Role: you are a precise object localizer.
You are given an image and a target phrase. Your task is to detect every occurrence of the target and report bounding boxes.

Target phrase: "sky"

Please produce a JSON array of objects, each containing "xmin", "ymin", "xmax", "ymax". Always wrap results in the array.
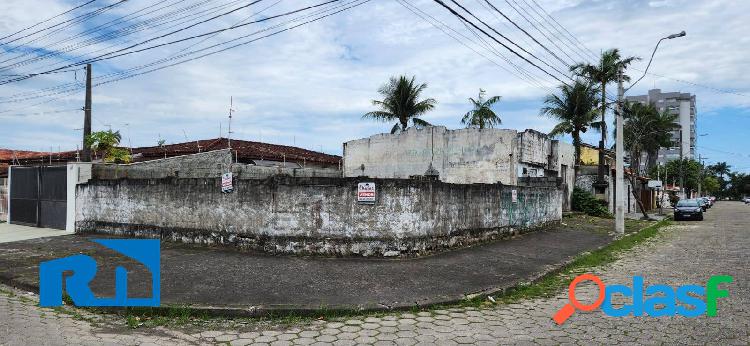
[{"xmin": 0, "ymin": 0, "xmax": 748, "ymax": 172}]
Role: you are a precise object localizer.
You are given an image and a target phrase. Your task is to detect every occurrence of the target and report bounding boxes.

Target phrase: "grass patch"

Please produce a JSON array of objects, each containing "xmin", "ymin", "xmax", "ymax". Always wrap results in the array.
[{"xmin": 496, "ymin": 218, "xmax": 671, "ymax": 304}]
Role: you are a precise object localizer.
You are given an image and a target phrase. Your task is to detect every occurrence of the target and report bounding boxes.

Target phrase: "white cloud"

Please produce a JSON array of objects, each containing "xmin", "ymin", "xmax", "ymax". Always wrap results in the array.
[{"xmin": 0, "ymin": 0, "xmax": 747, "ymax": 164}]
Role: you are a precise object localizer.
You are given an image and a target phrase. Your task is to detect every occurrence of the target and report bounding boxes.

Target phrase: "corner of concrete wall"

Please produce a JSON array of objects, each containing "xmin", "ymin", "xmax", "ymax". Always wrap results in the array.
[{"xmin": 66, "ymin": 162, "xmax": 92, "ymax": 231}]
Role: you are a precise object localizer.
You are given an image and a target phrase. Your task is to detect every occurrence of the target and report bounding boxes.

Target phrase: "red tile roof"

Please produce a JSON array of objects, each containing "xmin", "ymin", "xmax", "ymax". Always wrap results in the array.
[
  {"xmin": 0, "ymin": 149, "xmax": 50, "ymax": 161},
  {"xmin": 0, "ymin": 138, "xmax": 340, "ymax": 166}
]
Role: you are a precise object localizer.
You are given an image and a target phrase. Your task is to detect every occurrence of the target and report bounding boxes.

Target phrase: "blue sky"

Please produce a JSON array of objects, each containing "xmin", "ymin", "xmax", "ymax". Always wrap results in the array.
[{"xmin": 0, "ymin": 0, "xmax": 748, "ymax": 172}]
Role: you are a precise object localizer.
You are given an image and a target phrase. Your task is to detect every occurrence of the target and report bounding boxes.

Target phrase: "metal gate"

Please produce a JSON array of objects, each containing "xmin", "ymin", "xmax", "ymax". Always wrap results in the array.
[{"xmin": 9, "ymin": 166, "xmax": 67, "ymax": 230}]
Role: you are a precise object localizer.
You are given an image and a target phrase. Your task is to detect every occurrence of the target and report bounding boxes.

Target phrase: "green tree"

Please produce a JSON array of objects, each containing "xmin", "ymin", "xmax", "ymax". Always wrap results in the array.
[
  {"xmin": 649, "ymin": 159, "xmax": 703, "ymax": 195},
  {"xmin": 571, "ymin": 49, "xmax": 639, "ymax": 144},
  {"xmin": 702, "ymin": 175, "xmax": 720, "ymax": 195},
  {"xmin": 540, "ymin": 80, "xmax": 600, "ymax": 175},
  {"xmin": 621, "ymin": 102, "xmax": 679, "ymax": 176},
  {"xmin": 363, "ymin": 75, "xmax": 436, "ymax": 134},
  {"xmin": 708, "ymin": 162, "xmax": 731, "ymax": 179},
  {"xmin": 462, "ymin": 89, "xmax": 502, "ymax": 129},
  {"xmin": 85, "ymin": 130, "xmax": 131, "ymax": 163}
]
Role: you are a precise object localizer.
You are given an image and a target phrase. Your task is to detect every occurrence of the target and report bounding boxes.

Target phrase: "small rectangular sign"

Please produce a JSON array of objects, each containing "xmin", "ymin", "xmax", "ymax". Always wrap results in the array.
[
  {"xmin": 357, "ymin": 182, "xmax": 376, "ymax": 204},
  {"xmin": 648, "ymin": 180, "xmax": 662, "ymax": 188},
  {"xmin": 221, "ymin": 172, "xmax": 233, "ymax": 193},
  {"xmin": 511, "ymin": 189, "xmax": 518, "ymax": 203}
]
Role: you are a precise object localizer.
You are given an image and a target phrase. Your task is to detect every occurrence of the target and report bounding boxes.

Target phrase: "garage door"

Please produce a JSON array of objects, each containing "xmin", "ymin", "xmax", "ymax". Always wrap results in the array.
[{"xmin": 9, "ymin": 166, "xmax": 67, "ymax": 230}]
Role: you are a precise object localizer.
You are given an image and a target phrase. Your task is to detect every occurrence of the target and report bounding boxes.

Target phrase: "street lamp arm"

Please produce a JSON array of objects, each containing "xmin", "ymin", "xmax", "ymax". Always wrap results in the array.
[{"xmin": 625, "ymin": 31, "xmax": 686, "ymax": 93}]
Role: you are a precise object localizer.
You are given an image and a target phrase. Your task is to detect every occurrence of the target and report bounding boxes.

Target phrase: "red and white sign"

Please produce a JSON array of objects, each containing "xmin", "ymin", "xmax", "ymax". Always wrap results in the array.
[
  {"xmin": 357, "ymin": 182, "xmax": 376, "ymax": 204},
  {"xmin": 221, "ymin": 172, "xmax": 233, "ymax": 193},
  {"xmin": 511, "ymin": 189, "xmax": 518, "ymax": 203}
]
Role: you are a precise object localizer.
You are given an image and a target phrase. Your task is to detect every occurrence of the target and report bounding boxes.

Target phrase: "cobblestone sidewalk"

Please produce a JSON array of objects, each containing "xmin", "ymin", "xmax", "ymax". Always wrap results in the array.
[{"xmin": 1, "ymin": 203, "xmax": 748, "ymax": 345}]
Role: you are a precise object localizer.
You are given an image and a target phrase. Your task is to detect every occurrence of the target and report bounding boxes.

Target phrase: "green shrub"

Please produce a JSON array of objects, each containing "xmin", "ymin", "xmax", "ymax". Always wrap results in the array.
[{"xmin": 571, "ymin": 187, "xmax": 612, "ymax": 218}]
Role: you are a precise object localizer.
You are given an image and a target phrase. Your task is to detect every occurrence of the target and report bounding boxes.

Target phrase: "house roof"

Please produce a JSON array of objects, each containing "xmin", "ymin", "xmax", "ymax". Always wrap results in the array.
[
  {"xmin": 0, "ymin": 138, "xmax": 341, "ymax": 167},
  {"xmin": 0, "ymin": 149, "xmax": 51, "ymax": 162}
]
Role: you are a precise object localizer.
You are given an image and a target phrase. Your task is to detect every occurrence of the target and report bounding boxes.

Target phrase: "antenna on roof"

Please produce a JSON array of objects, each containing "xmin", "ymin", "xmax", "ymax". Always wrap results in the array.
[
  {"xmin": 125, "ymin": 123, "xmax": 133, "ymax": 154},
  {"xmin": 228, "ymin": 96, "xmax": 235, "ymax": 149}
]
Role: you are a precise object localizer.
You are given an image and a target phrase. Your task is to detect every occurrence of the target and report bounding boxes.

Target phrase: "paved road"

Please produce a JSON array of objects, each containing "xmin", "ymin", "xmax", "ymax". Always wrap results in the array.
[
  {"xmin": 1, "ymin": 202, "xmax": 748, "ymax": 345},
  {"xmin": 0, "ymin": 223, "xmax": 72, "ymax": 244},
  {"xmin": 0, "ymin": 219, "xmax": 613, "ymax": 310}
]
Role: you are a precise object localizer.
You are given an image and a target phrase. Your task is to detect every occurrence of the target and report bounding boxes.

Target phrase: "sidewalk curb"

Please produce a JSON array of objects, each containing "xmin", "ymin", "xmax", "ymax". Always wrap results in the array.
[{"xmin": 0, "ymin": 220, "xmax": 669, "ymax": 318}]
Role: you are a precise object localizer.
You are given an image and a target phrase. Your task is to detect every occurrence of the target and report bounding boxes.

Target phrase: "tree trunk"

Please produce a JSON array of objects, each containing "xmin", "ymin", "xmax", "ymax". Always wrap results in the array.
[
  {"xmin": 627, "ymin": 173, "xmax": 652, "ymax": 220},
  {"xmin": 600, "ymin": 82, "xmax": 607, "ymax": 143},
  {"xmin": 572, "ymin": 130, "xmax": 581, "ymax": 180}
]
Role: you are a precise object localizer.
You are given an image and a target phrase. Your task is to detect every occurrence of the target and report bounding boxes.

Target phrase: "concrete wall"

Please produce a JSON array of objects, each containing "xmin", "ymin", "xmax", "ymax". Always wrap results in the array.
[
  {"xmin": 0, "ymin": 178, "xmax": 6, "ymax": 222},
  {"xmin": 343, "ymin": 127, "xmax": 518, "ymax": 185},
  {"xmin": 75, "ymin": 176, "xmax": 561, "ymax": 257}
]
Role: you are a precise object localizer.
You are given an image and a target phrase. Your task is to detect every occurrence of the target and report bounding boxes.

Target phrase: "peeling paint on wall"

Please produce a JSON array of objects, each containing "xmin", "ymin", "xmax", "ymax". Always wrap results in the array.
[{"xmin": 75, "ymin": 176, "xmax": 562, "ymax": 257}]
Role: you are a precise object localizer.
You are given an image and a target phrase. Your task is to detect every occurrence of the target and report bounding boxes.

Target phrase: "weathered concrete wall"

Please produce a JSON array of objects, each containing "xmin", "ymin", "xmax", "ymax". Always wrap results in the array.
[
  {"xmin": 75, "ymin": 176, "xmax": 561, "ymax": 257},
  {"xmin": 343, "ymin": 127, "xmax": 518, "ymax": 185},
  {"xmin": 553, "ymin": 141, "xmax": 576, "ymax": 211}
]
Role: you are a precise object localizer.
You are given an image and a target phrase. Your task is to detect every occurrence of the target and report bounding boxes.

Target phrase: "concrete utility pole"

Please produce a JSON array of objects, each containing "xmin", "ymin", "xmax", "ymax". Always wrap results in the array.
[
  {"xmin": 679, "ymin": 129, "xmax": 685, "ymax": 199},
  {"xmin": 615, "ymin": 66, "xmax": 625, "ymax": 234},
  {"xmin": 697, "ymin": 154, "xmax": 708, "ymax": 197},
  {"xmin": 81, "ymin": 64, "xmax": 92, "ymax": 162}
]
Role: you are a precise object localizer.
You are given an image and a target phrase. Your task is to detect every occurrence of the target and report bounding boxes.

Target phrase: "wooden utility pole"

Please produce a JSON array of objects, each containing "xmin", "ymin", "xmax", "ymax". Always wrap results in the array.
[{"xmin": 81, "ymin": 64, "xmax": 92, "ymax": 162}]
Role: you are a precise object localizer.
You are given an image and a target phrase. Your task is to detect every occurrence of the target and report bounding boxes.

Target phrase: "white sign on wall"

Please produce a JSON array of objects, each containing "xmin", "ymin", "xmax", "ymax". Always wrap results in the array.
[
  {"xmin": 221, "ymin": 172, "xmax": 233, "ymax": 193},
  {"xmin": 511, "ymin": 189, "xmax": 518, "ymax": 203},
  {"xmin": 357, "ymin": 182, "xmax": 376, "ymax": 204},
  {"xmin": 647, "ymin": 180, "xmax": 663, "ymax": 189}
]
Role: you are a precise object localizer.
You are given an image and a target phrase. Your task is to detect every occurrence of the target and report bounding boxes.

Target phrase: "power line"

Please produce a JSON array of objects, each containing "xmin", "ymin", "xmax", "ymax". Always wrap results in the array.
[
  {"xmin": 0, "ymin": 0, "xmax": 99, "ymax": 43},
  {"xmin": 433, "ymin": 0, "xmax": 571, "ymax": 85},
  {"xmin": 0, "ymin": 108, "xmax": 81, "ymax": 118},
  {"xmin": 397, "ymin": 0, "xmax": 553, "ymax": 93},
  {"xmin": 0, "ymin": 0, "xmax": 128, "ymax": 53},
  {"xmin": 502, "ymin": 0, "xmax": 577, "ymax": 66},
  {"xmin": 0, "ymin": 0, "xmax": 352, "ymax": 85},
  {"xmin": 479, "ymin": 0, "xmax": 571, "ymax": 69},
  {"xmin": 526, "ymin": 0, "xmax": 599, "ymax": 60},
  {"xmin": 0, "ymin": 0, "xmax": 370, "ymax": 111}
]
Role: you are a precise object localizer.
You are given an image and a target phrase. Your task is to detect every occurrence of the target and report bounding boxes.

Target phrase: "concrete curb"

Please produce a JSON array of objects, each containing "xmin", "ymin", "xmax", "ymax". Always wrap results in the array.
[{"xmin": 0, "ymin": 220, "xmax": 669, "ymax": 318}]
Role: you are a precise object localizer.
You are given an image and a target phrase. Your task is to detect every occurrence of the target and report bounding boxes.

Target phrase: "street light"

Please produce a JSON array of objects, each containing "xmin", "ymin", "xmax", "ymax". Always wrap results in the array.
[
  {"xmin": 615, "ymin": 30, "xmax": 686, "ymax": 233},
  {"xmin": 626, "ymin": 31, "xmax": 687, "ymax": 92}
]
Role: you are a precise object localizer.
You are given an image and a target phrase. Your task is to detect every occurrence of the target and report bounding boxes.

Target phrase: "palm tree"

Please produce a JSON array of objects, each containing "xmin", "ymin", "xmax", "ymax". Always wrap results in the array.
[
  {"xmin": 643, "ymin": 109, "xmax": 679, "ymax": 172},
  {"xmin": 620, "ymin": 101, "xmax": 680, "ymax": 219},
  {"xmin": 363, "ymin": 75, "xmax": 437, "ymax": 134},
  {"xmin": 540, "ymin": 80, "xmax": 600, "ymax": 176},
  {"xmin": 709, "ymin": 162, "xmax": 731, "ymax": 180},
  {"xmin": 571, "ymin": 49, "xmax": 639, "ymax": 146},
  {"xmin": 462, "ymin": 89, "xmax": 502, "ymax": 129}
]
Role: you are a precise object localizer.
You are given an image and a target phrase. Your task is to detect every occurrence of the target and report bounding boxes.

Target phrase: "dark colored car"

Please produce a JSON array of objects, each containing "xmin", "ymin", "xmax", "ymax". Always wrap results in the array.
[{"xmin": 674, "ymin": 199, "xmax": 704, "ymax": 221}]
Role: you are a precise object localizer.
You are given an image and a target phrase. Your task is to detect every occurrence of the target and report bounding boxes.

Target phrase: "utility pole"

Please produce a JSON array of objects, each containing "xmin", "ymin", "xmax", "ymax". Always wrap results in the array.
[
  {"xmin": 697, "ymin": 155, "xmax": 707, "ymax": 197},
  {"xmin": 615, "ymin": 66, "xmax": 625, "ymax": 234},
  {"xmin": 679, "ymin": 129, "xmax": 685, "ymax": 199},
  {"xmin": 81, "ymin": 63, "xmax": 92, "ymax": 162},
  {"xmin": 228, "ymin": 96, "xmax": 235, "ymax": 149}
]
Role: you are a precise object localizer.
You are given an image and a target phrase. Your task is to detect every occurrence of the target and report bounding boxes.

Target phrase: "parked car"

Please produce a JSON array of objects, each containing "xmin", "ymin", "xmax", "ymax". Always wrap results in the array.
[
  {"xmin": 744, "ymin": 196, "xmax": 750, "ymax": 204},
  {"xmin": 674, "ymin": 199, "xmax": 704, "ymax": 221},
  {"xmin": 696, "ymin": 198, "xmax": 709, "ymax": 211},
  {"xmin": 700, "ymin": 197, "xmax": 712, "ymax": 209}
]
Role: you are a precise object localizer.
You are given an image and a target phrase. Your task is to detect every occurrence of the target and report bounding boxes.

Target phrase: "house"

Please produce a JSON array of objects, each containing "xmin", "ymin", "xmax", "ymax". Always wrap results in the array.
[
  {"xmin": 342, "ymin": 126, "xmax": 576, "ymax": 210},
  {"xmin": 0, "ymin": 138, "xmax": 341, "ymax": 172}
]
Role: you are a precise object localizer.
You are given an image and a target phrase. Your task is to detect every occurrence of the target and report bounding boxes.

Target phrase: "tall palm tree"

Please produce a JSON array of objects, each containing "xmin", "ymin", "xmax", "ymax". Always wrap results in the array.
[
  {"xmin": 462, "ymin": 89, "xmax": 502, "ymax": 129},
  {"xmin": 363, "ymin": 75, "xmax": 437, "ymax": 134},
  {"xmin": 571, "ymin": 49, "xmax": 639, "ymax": 146},
  {"xmin": 620, "ymin": 101, "xmax": 680, "ymax": 218},
  {"xmin": 540, "ymin": 80, "xmax": 600, "ymax": 176},
  {"xmin": 643, "ymin": 109, "xmax": 679, "ymax": 172},
  {"xmin": 709, "ymin": 162, "xmax": 731, "ymax": 180}
]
